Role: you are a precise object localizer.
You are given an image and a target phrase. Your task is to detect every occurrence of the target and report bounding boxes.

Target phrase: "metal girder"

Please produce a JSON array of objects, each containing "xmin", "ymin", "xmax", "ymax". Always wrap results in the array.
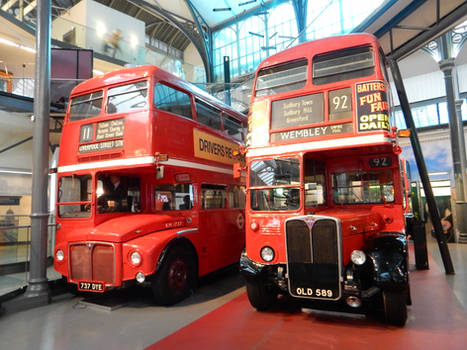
[
  {"xmin": 389, "ymin": 58, "xmax": 455, "ymax": 274},
  {"xmin": 127, "ymin": 0, "xmax": 211, "ymax": 81},
  {"xmin": 292, "ymin": 0, "xmax": 307, "ymax": 43},
  {"xmin": 389, "ymin": 1, "xmax": 467, "ymax": 60},
  {"xmin": 184, "ymin": 0, "xmax": 213, "ymax": 82},
  {"xmin": 0, "ymin": 92, "xmax": 33, "ymax": 112},
  {"xmin": 23, "ymin": 0, "xmax": 36, "ymax": 16},
  {"xmin": 1, "ymin": 0, "xmax": 18, "ymax": 12},
  {"xmin": 0, "ymin": 136, "xmax": 32, "ymax": 154},
  {"xmin": 213, "ymin": 0, "xmax": 289, "ymax": 32}
]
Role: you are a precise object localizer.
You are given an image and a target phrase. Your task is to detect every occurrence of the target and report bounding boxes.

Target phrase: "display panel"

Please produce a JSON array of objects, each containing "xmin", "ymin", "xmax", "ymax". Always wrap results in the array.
[{"xmin": 271, "ymin": 93, "xmax": 324, "ymax": 130}]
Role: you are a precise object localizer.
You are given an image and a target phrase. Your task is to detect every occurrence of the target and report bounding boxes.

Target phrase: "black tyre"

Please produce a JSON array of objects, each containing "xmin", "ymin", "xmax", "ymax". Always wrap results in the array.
[
  {"xmin": 382, "ymin": 290, "xmax": 407, "ymax": 326},
  {"xmin": 151, "ymin": 246, "xmax": 196, "ymax": 305},
  {"xmin": 245, "ymin": 280, "xmax": 276, "ymax": 311}
]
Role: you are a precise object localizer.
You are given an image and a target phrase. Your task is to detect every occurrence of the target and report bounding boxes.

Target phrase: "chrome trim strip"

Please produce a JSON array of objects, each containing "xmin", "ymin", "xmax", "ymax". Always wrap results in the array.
[
  {"xmin": 284, "ymin": 215, "xmax": 343, "ymax": 301},
  {"xmin": 58, "ymin": 156, "xmax": 234, "ymax": 175},
  {"xmin": 177, "ymin": 228, "xmax": 199, "ymax": 235},
  {"xmin": 58, "ymin": 156, "xmax": 155, "ymax": 173}
]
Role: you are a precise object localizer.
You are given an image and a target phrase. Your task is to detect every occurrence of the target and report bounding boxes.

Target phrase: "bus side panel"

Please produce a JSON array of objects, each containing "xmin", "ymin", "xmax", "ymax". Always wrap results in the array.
[
  {"xmin": 151, "ymin": 108, "xmax": 197, "ymax": 160},
  {"xmin": 121, "ymin": 228, "xmax": 195, "ymax": 281},
  {"xmin": 198, "ymin": 208, "xmax": 245, "ymax": 274}
]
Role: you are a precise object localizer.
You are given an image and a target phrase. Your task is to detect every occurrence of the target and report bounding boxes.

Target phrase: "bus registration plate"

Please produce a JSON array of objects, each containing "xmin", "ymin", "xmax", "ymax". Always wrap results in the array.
[{"xmin": 78, "ymin": 281, "xmax": 105, "ymax": 293}]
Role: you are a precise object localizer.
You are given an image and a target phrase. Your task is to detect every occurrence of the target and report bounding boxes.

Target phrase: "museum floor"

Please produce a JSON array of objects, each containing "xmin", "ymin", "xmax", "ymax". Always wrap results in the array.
[{"xmin": 0, "ymin": 236, "xmax": 466, "ymax": 350}]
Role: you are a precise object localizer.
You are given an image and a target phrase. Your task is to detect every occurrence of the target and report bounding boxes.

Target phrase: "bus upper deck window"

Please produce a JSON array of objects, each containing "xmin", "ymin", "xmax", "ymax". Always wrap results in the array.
[
  {"xmin": 313, "ymin": 46, "xmax": 374, "ymax": 85},
  {"xmin": 255, "ymin": 59, "xmax": 307, "ymax": 97},
  {"xmin": 107, "ymin": 81, "xmax": 148, "ymax": 114},
  {"xmin": 154, "ymin": 83, "xmax": 193, "ymax": 119},
  {"xmin": 196, "ymin": 99, "xmax": 222, "ymax": 131},
  {"xmin": 223, "ymin": 114, "xmax": 243, "ymax": 140},
  {"xmin": 69, "ymin": 91, "xmax": 103, "ymax": 122}
]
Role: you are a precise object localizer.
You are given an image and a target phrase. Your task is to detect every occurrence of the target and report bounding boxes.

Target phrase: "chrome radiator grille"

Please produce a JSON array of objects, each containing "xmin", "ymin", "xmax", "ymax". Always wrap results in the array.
[
  {"xmin": 285, "ymin": 216, "xmax": 341, "ymax": 300},
  {"xmin": 69, "ymin": 243, "xmax": 115, "ymax": 284}
]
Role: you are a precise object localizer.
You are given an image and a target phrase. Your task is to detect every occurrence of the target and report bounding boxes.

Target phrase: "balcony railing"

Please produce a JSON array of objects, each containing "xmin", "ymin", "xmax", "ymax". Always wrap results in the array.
[{"xmin": 0, "ymin": 214, "xmax": 59, "ymax": 296}]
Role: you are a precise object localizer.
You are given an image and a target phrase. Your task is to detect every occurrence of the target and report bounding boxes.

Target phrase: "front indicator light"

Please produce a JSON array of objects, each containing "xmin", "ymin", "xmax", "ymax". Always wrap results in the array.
[
  {"xmin": 346, "ymin": 296, "xmax": 362, "ymax": 308},
  {"xmin": 136, "ymin": 272, "xmax": 145, "ymax": 283},
  {"xmin": 56, "ymin": 249, "xmax": 64, "ymax": 262},
  {"xmin": 130, "ymin": 251, "xmax": 142, "ymax": 266},
  {"xmin": 260, "ymin": 246, "xmax": 275, "ymax": 262},
  {"xmin": 351, "ymin": 250, "xmax": 366, "ymax": 266}
]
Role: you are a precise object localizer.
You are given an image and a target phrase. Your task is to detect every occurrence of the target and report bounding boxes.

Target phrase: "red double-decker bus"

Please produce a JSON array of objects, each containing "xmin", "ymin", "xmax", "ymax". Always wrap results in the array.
[
  {"xmin": 239, "ymin": 33, "xmax": 410, "ymax": 326},
  {"xmin": 54, "ymin": 65, "xmax": 247, "ymax": 305}
]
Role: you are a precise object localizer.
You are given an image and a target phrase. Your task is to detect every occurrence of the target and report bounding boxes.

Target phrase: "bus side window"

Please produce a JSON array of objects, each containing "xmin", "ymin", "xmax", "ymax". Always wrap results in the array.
[
  {"xmin": 154, "ymin": 83, "xmax": 192, "ymax": 119},
  {"xmin": 195, "ymin": 99, "xmax": 222, "ymax": 131},
  {"xmin": 228, "ymin": 186, "xmax": 246, "ymax": 209},
  {"xmin": 223, "ymin": 114, "xmax": 244, "ymax": 141},
  {"xmin": 154, "ymin": 183, "xmax": 193, "ymax": 211},
  {"xmin": 201, "ymin": 184, "xmax": 227, "ymax": 209}
]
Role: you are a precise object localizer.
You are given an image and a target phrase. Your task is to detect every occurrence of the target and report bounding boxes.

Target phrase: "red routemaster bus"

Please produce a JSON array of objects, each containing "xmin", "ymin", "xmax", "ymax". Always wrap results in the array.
[
  {"xmin": 54, "ymin": 65, "xmax": 247, "ymax": 305},
  {"xmin": 239, "ymin": 33, "xmax": 411, "ymax": 326}
]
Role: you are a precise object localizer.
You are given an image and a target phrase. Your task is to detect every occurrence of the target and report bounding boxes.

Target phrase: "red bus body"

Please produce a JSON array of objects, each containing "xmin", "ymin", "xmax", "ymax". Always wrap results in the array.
[
  {"xmin": 240, "ymin": 34, "xmax": 410, "ymax": 326},
  {"xmin": 54, "ymin": 65, "xmax": 246, "ymax": 304}
]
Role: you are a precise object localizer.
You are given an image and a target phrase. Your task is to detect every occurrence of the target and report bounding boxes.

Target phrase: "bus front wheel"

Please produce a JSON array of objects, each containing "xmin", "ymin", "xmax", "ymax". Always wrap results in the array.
[
  {"xmin": 382, "ymin": 290, "xmax": 407, "ymax": 326},
  {"xmin": 245, "ymin": 279, "xmax": 276, "ymax": 311},
  {"xmin": 151, "ymin": 246, "xmax": 196, "ymax": 305}
]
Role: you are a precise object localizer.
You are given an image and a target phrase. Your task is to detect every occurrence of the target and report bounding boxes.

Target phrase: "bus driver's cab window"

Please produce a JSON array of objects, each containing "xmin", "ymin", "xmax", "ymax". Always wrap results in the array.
[
  {"xmin": 97, "ymin": 174, "xmax": 141, "ymax": 213},
  {"xmin": 154, "ymin": 184, "xmax": 193, "ymax": 211}
]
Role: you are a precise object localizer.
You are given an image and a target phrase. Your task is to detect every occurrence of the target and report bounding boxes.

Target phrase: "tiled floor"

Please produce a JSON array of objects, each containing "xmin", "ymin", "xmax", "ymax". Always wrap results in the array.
[{"xmin": 0, "ymin": 238, "xmax": 465, "ymax": 350}]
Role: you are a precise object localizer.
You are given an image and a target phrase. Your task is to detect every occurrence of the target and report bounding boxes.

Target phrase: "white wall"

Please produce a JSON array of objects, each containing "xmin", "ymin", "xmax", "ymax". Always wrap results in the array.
[
  {"xmin": 85, "ymin": 0, "xmax": 146, "ymax": 65},
  {"xmin": 51, "ymin": 0, "xmax": 87, "ymax": 47},
  {"xmin": 183, "ymin": 43, "xmax": 205, "ymax": 83}
]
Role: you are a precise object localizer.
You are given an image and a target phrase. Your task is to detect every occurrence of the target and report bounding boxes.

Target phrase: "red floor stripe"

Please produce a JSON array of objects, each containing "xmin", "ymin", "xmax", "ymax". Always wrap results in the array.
[{"xmin": 146, "ymin": 246, "xmax": 467, "ymax": 350}]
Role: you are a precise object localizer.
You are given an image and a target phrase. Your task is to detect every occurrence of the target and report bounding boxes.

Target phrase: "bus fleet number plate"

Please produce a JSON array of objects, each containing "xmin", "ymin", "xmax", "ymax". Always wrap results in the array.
[{"xmin": 78, "ymin": 281, "xmax": 105, "ymax": 293}]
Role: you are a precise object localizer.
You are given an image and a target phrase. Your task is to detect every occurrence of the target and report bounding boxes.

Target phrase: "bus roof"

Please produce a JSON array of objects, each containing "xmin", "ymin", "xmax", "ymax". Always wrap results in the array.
[
  {"xmin": 256, "ymin": 33, "xmax": 380, "ymax": 72},
  {"xmin": 71, "ymin": 65, "xmax": 245, "ymax": 119}
]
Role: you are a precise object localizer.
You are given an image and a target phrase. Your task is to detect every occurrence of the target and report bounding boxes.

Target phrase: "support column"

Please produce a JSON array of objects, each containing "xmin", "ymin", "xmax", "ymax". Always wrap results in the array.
[
  {"xmin": 389, "ymin": 57, "xmax": 454, "ymax": 274},
  {"xmin": 223, "ymin": 56, "xmax": 231, "ymax": 106},
  {"xmin": 3, "ymin": 0, "xmax": 52, "ymax": 313},
  {"xmin": 26, "ymin": 0, "xmax": 52, "ymax": 301},
  {"xmin": 439, "ymin": 33, "xmax": 467, "ymax": 243},
  {"xmin": 454, "ymin": 97, "xmax": 467, "ymax": 243}
]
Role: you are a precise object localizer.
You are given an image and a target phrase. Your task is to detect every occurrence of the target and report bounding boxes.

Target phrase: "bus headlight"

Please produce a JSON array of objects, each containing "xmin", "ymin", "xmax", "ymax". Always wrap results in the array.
[
  {"xmin": 130, "ymin": 251, "xmax": 142, "ymax": 266},
  {"xmin": 350, "ymin": 250, "xmax": 366, "ymax": 265},
  {"xmin": 250, "ymin": 221, "xmax": 259, "ymax": 231},
  {"xmin": 260, "ymin": 246, "xmax": 275, "ymax": 262},
  {"xmin": 56, "ymin": 249, "xmax": 64, "ymax": 262}
]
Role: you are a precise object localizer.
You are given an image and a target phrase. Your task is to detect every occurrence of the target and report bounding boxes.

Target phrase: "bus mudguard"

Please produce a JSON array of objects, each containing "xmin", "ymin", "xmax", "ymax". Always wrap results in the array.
[{"xmin": 365, "ymin": 233, "xmax": 409, "ymax": 290}]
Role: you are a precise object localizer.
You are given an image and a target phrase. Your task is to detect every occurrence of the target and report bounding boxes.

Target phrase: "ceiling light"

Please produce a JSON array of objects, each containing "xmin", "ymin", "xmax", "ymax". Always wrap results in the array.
[
  {"xmin": 96, "ymin": 21, "xmax": 107, "ymax": 38},
  {"xmin": 239, "ymin": 0, "xmax": 256, "ymax": 6},
  {"xmin": 0, "ymin": 37, "xmax": 35, "ymax": 53},
  {"xmin": 249, "ymin": 31, "xmax": 264, "ymax": 38}
]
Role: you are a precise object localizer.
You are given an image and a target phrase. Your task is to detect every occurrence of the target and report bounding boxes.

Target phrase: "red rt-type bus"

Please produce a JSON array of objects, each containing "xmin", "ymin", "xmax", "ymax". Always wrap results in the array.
[
  {"xmin": 54, "ymin": 65, "xmax": 247, "ymax": 305},
  {"xmin": 238, "ymin": 33, "xmax": 411, "ymax": 326}
]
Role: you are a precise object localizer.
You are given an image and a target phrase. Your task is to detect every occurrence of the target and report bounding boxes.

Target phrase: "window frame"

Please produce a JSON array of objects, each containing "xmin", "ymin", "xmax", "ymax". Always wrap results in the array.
[
  {"xmin": 106, "ymin": 80, "xmax": 148, "ymax": 115},
  {"xmin": 154, "ymin": 82, "xmax": 194, "ymax": 120}
]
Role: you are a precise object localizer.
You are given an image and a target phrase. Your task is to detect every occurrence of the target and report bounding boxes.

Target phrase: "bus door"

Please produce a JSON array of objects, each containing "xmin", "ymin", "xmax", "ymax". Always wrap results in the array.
[{"xmin": 198, "ymin": 184, "xmax": 240, "ymax": 271}]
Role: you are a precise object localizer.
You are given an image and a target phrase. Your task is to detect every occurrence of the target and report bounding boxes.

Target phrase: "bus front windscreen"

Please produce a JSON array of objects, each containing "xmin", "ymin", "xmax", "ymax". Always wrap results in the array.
[
  {"xmin": 332, "ymin": 169, "xmax": 394, "ymax": 204},
  {"xmin": 249, "ymin": 157, "xmax": 300, "ymax": 211},
  {"xmin": 58, "ymin": 174, "xmax": 92, "ymax": 218}
]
